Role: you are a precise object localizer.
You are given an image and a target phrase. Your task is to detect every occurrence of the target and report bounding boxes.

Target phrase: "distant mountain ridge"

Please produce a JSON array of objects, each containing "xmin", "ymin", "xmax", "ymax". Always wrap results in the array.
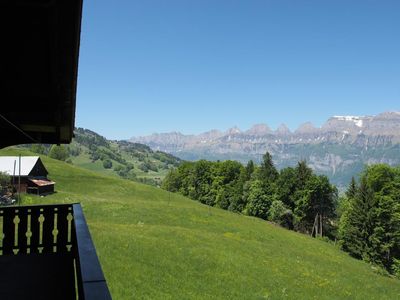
[
  {"xmin": 132, "ymin": 111, "xmax": 400, "ymax": 145},
  {"xmin": 130, "ymin": 111, "xmax": 400, "ymax": 189}
]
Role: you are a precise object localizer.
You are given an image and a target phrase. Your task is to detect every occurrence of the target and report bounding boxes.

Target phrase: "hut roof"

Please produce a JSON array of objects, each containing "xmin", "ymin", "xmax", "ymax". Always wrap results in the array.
[
  {"xmin": 0, "ymin": 156, "xmax": 47, "ymax": 176},
  {"xmin": 28, "ymin": 178, "xmax": 55, "ymax": 187}
]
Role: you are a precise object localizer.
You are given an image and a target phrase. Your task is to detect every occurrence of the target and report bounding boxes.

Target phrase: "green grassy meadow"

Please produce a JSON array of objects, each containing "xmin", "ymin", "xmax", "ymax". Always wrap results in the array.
[{"xmin": 2, "ymin": 148, "xmax": 400, "ymax": 299}]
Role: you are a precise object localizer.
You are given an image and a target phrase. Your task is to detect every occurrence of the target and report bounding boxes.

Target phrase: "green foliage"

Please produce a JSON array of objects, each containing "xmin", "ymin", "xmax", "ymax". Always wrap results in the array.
[
  {"xmin": 161, "ymin": 169, "xmax": 181, "ymax": 193},
  {"xmin": 48, "ymin": 145, "xmax": 69, "ymax": 161},
  {"xmin": 392, "ymin": 258, "xmax": 400, "ymax": 278},
  {"xmin": 259, "ymin": 152, "xmax": 278, "ymax": 183},
  {"xmin": 116, "ymin": 164, "xmax": 134, "ymax": 178},
  {"xmin": 268, "ymin": 200, "xmax": 294, "ymax": 229},
  {"xmin": 346, "ymin": 177, "xmax": 358, "ymax": 198},
  {"xmin": 339, "ymin": 164, "xmax": 400, "ymax": 274},
  {"xmin": 68, "ymin": 145, "xmax": 81, "ymax": 157},
  {"xmin": 30, "ymin": 144, "xmax": 47, "ymax": 154},
  {"xmin": 276, "ymin": 167, "xmax": 297, "ymax": 210},
  {"xmin": 295, "ymin": 160, "xmax": 313, "ymax": 189},
  {"xmin": 42, "ymin": 128, "xmax": 182, "ymax": 186},
  {"xmin": 339, "ymin": 178, "xmax": 375, "ymax": 259},
  {"xmin": 294, "ymin": 175, "xmax": 338, "ymax": 234},
  {"xmin": 103, "ymin": 159, "xmax": 112, "ymax": 169},
  {"xmin": 138, "ymin": 160, "xmax": 158, "ymax": 173},
  {"xmin": 245, "ymin": 180, "xmax": 274, "ymax": 219},
  {"xmin": 163, "ymin": 152, "xmax": 337, "ymax": 238},
  {"xmin": 74, "ymin": 127, "xmax": 108, "ymax": 148},
  {"xmin": 244, "ymin": 160, "xmax": 255, "ymax": 180},
  {"xmin": 113, "ymin": 165, "xmax": 123, "ymax": 172},
  {"xmin": 0, "ymin": 171, "xmax": 11, "ymax": 192}
]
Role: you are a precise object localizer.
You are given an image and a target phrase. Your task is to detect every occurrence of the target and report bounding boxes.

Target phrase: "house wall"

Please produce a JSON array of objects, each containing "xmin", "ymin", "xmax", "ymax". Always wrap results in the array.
[
  {"xmin": 39, "ymin": 184, "xmax": 54, "ymax": 195},
  {"xmin": 11, "ymin": 177, "xmax": 28, "ymax": 193},
  {"xmin": 27, "ymin": 183, "xmax": 55, "ymax": 195}
]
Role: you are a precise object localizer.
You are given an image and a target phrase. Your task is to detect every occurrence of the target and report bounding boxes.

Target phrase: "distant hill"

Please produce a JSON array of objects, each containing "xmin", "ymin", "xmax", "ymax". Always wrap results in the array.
[
  {"xmin": 22, "ymin": 128, "xmax": 182, "ymax": 186},
  {"xmin": 1, "ymin": 147, "xmax": 399, "ymax": 299},
  {"xmin": 131, "ymin": 111, "xmax": 400, "ymax": 189}
]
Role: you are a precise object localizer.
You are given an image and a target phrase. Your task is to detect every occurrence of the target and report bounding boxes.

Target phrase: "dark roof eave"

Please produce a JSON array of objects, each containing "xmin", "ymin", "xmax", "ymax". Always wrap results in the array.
[{"xmin": 0, "ymin": 0, "xmax": 83, "ymax": 148}]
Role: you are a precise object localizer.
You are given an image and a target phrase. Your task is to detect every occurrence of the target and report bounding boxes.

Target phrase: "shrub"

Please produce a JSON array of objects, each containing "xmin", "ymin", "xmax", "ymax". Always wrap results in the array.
[
  {"xmin": 49, "ymin": 145, "xmax": 69, "ymax": 161},
  {"xmin": 103, "ymin": 159, "xmax": 113, "ymax": 169}
]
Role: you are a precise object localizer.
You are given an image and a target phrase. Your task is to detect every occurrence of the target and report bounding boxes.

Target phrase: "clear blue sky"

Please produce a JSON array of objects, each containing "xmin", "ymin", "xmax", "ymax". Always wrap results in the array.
[{"xmin": 76, "ymin": 0, "xmax": 400, "ymax": 139}]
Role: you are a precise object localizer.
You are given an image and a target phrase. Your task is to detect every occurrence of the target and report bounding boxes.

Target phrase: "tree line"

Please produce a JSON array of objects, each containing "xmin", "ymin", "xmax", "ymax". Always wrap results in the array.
[
  {"xmin": 339, "ymin": 164, "xmax": 400, "ymax": 276},
  {"xmin": 162, "ymin": 152, "xmax": 338, "ymax": 237},
  {"xmin": 163, "ymin": 152, "xmax": 400, "ymax": 276}
]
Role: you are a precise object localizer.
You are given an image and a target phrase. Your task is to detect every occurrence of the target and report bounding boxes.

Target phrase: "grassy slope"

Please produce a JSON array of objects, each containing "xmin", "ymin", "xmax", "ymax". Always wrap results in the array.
[
  {"xmin": 66, "ymin": 129, "xmax": 178, "ymax": 184},
  {"xmin": 2, "ymin": 148, "xmax": 400, "ymax": 299}
]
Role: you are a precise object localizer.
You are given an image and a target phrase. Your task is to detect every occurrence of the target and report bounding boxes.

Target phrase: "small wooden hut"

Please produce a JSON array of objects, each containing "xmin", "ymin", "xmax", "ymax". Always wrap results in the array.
[{"xmin": 0, "ymin": 156, "xmax": 55, "ymax": 195}]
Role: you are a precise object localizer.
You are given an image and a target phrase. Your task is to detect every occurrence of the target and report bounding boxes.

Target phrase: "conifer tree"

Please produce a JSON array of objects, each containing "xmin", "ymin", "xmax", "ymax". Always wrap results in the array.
[
  {"xmin": 339, "ymin": 177, "xmax": 376, "ymax": 259},
  {"xmin": 244, "ymin": 160, "xmax": 255, "ymax": 181},
  {"xmin": 295, "ymin": 160, "xmax": 313, "ymax": 189},
  {"xmin": 259, "ymin": 152, "xmax": 278, "ymax": 183},
  {"xmin": 346, "ymin": 177, "xmax": 358, "ymax": 199}
]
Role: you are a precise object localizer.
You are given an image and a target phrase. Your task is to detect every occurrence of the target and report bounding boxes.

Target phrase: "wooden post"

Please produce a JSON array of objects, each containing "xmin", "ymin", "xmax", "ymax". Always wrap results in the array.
[
  {"xmin": 12, "ymin": 160, "xmax": 16, "ymax": 186},
  {"xmin": 12, "ymin": 160, "xmax": 16, "ymax": 195},
  {"xmin": 311, "ymin": 213, "xmax": 318, "ymax": 237},
  {"xmin": 319, "ymin": 213, "xmax": 323, "ymax": 237},
  {"xmin": 18, "ymin": 154, "xmax": 21, "ymax": 205}
]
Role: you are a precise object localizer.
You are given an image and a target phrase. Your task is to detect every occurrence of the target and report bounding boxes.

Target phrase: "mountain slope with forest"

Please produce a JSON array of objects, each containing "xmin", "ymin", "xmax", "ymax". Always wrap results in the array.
[
  {"xmin": 27, "ymin": 128, "xmax": 182, "ymax": 186},
  {"xmin": 1, "ymin": 147, "xmax": 400, "ymax": 299}
]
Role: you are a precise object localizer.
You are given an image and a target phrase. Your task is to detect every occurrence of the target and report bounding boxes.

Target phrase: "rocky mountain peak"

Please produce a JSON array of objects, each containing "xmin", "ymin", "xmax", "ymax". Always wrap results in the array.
[
  {"xmin": 198, "ymin": 129, "xmax": 223, "ymax": 140},
  {"xmin": 365, "ymin": 111, "xmax": 400, "ymax": 135},
  {"xmin": 275, "ymin": 123, "xmax": 291, "ymax": 135},
  {"xmin": 130, "ymin": 111, "xmax": 400, "ymax": 148},
  {"xmin": 226, "ymin": 126, "xmax": 241, "ymax": 135},
  {"xmin": 295, "ymin": 122, "xmax": 319, "ymax": 134},
  {"xmin": 246, "ymin": 124, "xmax": 271, "ymax": 135},
  {"xmin": 128, "ymin": 111, "xmax": 400, "ymax": 189},
  {"xmin": 322, "ymin": 116, "xmax": 367, "ymax": 134},
  {"xmin": 373, "ymin": 111, "xmax": 400, "ymax": 120}
]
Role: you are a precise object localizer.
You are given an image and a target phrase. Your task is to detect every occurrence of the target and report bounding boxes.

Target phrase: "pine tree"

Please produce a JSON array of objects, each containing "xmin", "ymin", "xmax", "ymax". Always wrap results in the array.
[
  {"xmin": 339, "ymin": 178, "xmax": 376, "ymax": 259},
  {"xmin": 346, "ymin": 177, "xmax": 358, "ymax": 199},
  {"xmin": 295, "ymin": 160, "xmax": 313, "ymax": 189},
  {"xmin": 340, "ymin": 165, "xmax": 400, "ymax": 273},
  {"xmin": 259, "ymin": 152, "xmax": 278, "ymax": 183},
  {"xmin": 369, "ymin": 194, "xmax": 400, "ymax": 269},
  {"xmin": 244, "ymin": 160, "xmax": 255, "ymax": 181}
]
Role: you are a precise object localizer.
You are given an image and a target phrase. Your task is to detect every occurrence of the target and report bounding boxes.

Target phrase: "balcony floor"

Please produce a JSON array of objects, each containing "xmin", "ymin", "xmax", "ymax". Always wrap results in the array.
[{"xmin": 0, "ymin": 253, "xmax": 76, "ymax": 300}]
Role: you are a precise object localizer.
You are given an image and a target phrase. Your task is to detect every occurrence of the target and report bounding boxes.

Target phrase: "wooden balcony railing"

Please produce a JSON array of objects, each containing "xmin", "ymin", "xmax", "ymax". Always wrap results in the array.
[{"xmin": 0, "ymin": 203, "xmax": 111, "ymax": 300}]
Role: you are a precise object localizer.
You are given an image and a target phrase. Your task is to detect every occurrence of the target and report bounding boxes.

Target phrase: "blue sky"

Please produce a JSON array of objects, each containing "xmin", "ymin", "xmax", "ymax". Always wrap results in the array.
[{"xmin": 76, "ymin": 0, "xmax": 400, "ymax": 139}]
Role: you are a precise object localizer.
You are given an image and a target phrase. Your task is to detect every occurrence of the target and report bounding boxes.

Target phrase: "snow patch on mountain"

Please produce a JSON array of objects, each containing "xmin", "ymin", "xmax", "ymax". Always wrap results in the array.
[{"xmin": 333, "ymin": 116, "xmax": 364, "ymax": 127}]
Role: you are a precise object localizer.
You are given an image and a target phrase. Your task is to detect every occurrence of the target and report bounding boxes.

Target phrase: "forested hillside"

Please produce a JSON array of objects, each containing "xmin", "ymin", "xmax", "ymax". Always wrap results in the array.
[
  {"xmin": 163, "ymin": 152, "xmax": 338, "ymax": 237},
  {"xmin": 25, "ymin": 128, "xmax": 182, "ymax": 186}
]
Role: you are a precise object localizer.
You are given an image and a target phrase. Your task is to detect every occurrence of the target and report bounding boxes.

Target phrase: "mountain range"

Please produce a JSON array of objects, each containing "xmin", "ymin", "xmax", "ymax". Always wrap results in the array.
[{"xmin": 130, "ymin": 111, "xmax": 400, "ymax": 189}]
